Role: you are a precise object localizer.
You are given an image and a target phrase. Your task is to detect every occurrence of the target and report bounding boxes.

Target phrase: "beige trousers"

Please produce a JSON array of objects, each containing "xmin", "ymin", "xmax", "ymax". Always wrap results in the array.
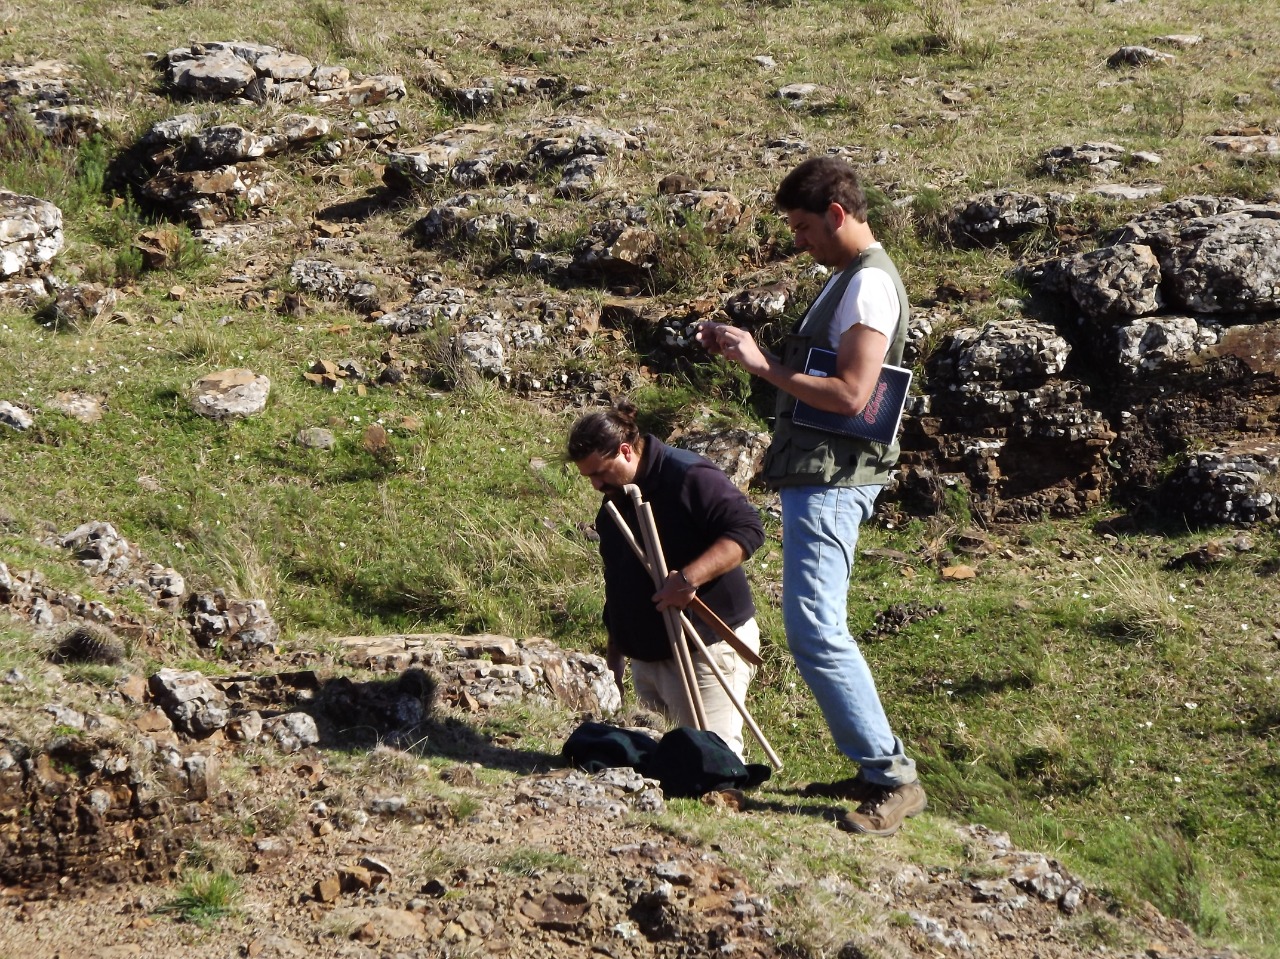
[{"xmin": 630, "ymin": 617, "xmax": 760, "ymax": 761}]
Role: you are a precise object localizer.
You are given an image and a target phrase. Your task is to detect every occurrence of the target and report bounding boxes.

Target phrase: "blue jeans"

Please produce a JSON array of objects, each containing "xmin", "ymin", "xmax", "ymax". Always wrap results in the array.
[{"xmin": 781, "ymin": 484, "xmax": 917, "ymax": 788}]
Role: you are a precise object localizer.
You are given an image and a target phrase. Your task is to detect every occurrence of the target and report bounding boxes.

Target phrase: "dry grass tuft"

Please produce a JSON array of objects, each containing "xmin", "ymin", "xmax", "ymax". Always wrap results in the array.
[
  {"xmin": 1094, "ymin": 557, "xmax": 1189, "ymax": 642},
  {"xmin": 50, "ymin": 622, "xmax": 125, "ymax": 665}
]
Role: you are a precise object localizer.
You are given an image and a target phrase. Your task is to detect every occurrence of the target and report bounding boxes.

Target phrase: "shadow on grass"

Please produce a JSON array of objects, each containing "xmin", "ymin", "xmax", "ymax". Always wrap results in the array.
[
  {"xmin": 741, "ymin": 793, "xmax": 863, "ymax": 826},
  {"xmin": 316, "ymin": 185, "xmax": 417, "ymax": 223},
  {"xmin": 950, "ymin": 671, "xmax": 1036, "ymax": 699}
]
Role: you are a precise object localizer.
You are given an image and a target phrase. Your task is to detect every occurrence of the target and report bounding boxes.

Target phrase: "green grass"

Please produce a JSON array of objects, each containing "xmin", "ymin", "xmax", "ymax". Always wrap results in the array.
[
  {"xmin": 155, "ymin": 870, "xmax": 242, "ymax": 927},
  {"xmin": 496, "ymin": 847, "xmax": 581, "ymax": 876},
  {"xmin": 3, "ymin": 0, "xmax": 1280, "ymax": 954}
]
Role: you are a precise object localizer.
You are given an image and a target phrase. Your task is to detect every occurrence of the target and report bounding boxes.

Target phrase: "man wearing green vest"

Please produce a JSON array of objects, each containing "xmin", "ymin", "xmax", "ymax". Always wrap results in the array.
[{"xmin": 696, "ymin": 156, "xmax": 925, "ymax": 836}]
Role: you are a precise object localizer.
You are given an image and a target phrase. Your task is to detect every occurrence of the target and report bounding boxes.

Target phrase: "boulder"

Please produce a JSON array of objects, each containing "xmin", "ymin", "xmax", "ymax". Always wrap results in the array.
[
  {"xmin": 662, "ymin": 190, "xmax": 743, "ymax": 234},
  {"xmin": 1062, "ymin": 243, "xmax": 1164, "ymax": 319},
  {"xmin": 382, "ymin": 126, "xmax": 494, "ymax": 189},
  {"xmin": 929, "ymin": 320, "xmax": 1070, "ymax": 388},
  {"xmin": 167, "ymin": 47, "xmax": 258, "ymax": 98},
  {"xmin": 0, "ymin": 189, "xmax": 63, "ymax": 277},
  {"xmin": 1107, "ymin": 45, "xmax": 1175, "ymax": 68},
  {"xmin": 674, "ymin": 429, "xmax": 772, "ymax": 492},
  {"xmin": 570, "ymin": 220, "xmax": 659, "ymax": 285},
  {"xmin": 1148, "ymin": 206, "xmax": 1280, "ymax": 314},
  {"xmin": 947, "ymin": 191, "xmax": 1050, "ymax": 246},
  {"xmin": 149, "ymin": 668, "xmax": 231, "ymax": 737},
  {"xmin": 190, "ymin": 368, "xmax": 271, "ymax": 419},
  {"xmin": 0, "ymin": 400, "xmax": 34, "ymax": 432}
]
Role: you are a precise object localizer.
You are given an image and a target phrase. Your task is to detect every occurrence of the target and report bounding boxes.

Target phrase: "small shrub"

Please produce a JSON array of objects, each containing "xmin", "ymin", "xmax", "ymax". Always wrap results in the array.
[
  {"xmin": 916, "ymin": 0, "xmax": 966, "ymax": 51},
  {"xmin": 940, "ymin": 481, "xmax": 973, "ymax": 527},
  {"xmin": 861, "ymin": 0, "xmax": 905, "ymax": 31},
  {"xmin": 911, "ymin": 186, "xmax": 951, "ymax": 241},
  {"xmin": 1094, "ymin": 558, "xmax": 1188, "ymax": 642},
  {"xmin": 112, "ymin": 245, "xmax": 147, "ymax": 284},
  {"xmin": 650, "ymin": 219, "xmax": 723, "ymax": 296},
  {"xmin": 1134, "ymin": 79, "xmax": 1187, "ymax": 138},
  {"xmin": 75, "ymin": 51, "xmax": 122, "ymax": 97},
  {"xmin": 1097, "ymin": 829, "xmax": 1226, "ymax": 936},
  {"xmin": 308, "ymin": 0, "xmax": 356, "ymax": 56},
  {"xmin": 451, "ymin": 794, "xmax": 482, "ymax": 821}
]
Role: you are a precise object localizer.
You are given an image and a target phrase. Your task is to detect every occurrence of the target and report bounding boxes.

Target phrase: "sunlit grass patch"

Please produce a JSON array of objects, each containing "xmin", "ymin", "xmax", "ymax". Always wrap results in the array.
[{"xmin": 155, "ymin": 870, "xmax": 241, "ymax": 927}]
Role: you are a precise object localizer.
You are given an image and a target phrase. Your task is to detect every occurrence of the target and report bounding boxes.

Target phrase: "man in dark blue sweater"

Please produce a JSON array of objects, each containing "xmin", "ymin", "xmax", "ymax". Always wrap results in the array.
[{"xmin": 567, "ymin": 402, "xmax": 765, "ymax": 759}]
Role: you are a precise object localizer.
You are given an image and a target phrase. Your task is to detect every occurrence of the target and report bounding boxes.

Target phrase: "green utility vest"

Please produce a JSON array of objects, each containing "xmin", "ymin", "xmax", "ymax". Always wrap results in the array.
[{"xmin": 760, "ymin": 246, "xmax": 910, "ymax": 490}]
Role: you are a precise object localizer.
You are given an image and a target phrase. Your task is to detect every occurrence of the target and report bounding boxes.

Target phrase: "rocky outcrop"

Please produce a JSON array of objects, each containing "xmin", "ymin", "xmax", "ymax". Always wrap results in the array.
[
  {"xmin": 898, "ymin": 320, "xmax": 1115, "ymax": 521},
  {"xmin": 1035, "ymin": 198, "xmax": 1280, "ymax": 509},
  {"xmin": 0, "ymin": 736, "xmax": 219, "ymax": 892},
  {"xmin": 1, "ymin": 539, "xmax": 182, "ymax": 637},
  {"xmin": 185, "ymin": 591, "xmax": 280, "ymax": 653},
  {"xmin": 1040, "ymin": 141, "xmax": 1152, "ymax": 179},
  {"xmin": 948, "ymin": 190, "xmax": 1051, "ymax": 246},
  {"xmin": 0, "ymin": 59, "xmax": 105, "ymax": 143},
  {"xmin": 132, "ymin": 109, "xmax": 396, "ymax": 228},
  {"xmin": 569, "ymin": 219, "xmax": 659, "ymax": 287},
  {"xmin": 338, "ymin": 633, "xmax": 622, "ymax": 718},
  {"xmin": 1159, "ymin": 442, "xmax": 1280, "ymax": 527},
  {"xmin": 0, "ymin": 189, "xmax": 63, "ymax": 277},
  {"xmin": 437, "ymin": 72, "xmax": 566, "ymax": 117},
  {"xmin": 161, "ymin": 41, "xmax": 405, "ymax": 107},
  {"xmin": 414, "ymin": 193, "xmax": 543, "ymax": 253},
  {"xmin": 383, "ymin": 116, "xmax": 641, "ymax": 197}
]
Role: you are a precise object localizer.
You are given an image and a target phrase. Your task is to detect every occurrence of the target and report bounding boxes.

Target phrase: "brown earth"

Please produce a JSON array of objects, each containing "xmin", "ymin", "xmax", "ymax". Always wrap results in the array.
[{"xmin": 0, "ymin": 649, "xmax": 1238, "ymax": 959}]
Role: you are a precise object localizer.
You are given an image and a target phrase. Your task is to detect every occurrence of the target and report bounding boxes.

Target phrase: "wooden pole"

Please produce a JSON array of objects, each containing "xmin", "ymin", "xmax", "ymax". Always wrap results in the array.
[
  {"xmin": 623, "ymin": 485, "xmax": 707, "ymax": 730},
  {"xmin": 677, "ymin": 614, "xmax": 784, "ymax": 770}
]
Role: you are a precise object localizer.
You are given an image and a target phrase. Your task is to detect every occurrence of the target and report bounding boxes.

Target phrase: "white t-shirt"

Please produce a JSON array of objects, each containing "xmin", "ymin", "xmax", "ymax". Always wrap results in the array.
[{"xmin": 800, "ymin": 243, "xmax": 899, "ymax": 360}]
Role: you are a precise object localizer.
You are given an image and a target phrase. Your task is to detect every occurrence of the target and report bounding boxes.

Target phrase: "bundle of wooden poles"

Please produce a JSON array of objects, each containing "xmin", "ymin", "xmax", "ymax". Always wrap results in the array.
[{"xmin": 606, "ymin": 484, "xmax": 783, "ymax": 771}]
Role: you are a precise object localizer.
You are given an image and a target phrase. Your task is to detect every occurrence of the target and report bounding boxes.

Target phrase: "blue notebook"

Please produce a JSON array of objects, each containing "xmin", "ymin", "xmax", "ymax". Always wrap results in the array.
[{"xmin": 791, "ymin": 347, "xmax": 912, "ymax": 446}]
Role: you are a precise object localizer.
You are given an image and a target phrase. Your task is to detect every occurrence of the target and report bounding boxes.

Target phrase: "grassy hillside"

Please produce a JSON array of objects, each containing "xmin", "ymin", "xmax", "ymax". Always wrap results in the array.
[{"xmin": 2, "ymin": 0, "xmax": 1279, "ymax": 955}]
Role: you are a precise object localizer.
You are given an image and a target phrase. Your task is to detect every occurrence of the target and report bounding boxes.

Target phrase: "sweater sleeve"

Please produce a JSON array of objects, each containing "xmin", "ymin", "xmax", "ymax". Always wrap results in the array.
[{"xmin": 682, "ymin": 463, "xmax": 765, "ymax": 560}]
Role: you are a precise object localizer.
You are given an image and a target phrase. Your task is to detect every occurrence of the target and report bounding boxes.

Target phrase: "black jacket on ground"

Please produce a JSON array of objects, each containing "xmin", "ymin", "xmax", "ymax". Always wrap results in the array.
[{"xmin": 596, "ymin": 436, "xmax": 764, "ymax": 662}]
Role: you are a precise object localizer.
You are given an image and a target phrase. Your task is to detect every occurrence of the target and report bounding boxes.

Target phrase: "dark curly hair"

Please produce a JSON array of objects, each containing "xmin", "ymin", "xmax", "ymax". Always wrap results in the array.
[{"xmin": 775, "ymin": 155, "xmax": 868, "ymax": 222}]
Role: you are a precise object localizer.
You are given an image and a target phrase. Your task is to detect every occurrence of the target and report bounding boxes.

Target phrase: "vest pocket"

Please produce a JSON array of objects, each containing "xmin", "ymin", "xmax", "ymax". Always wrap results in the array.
[{"xmin": 764, "ymin": 428, "xmax": 835, "ymax": 483}]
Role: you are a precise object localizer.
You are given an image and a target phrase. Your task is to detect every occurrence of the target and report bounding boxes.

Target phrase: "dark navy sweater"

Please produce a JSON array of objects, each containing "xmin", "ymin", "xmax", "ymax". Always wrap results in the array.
[{"xmin": 596, "ymin": 436, "xmax": 765, "ymax": 662}]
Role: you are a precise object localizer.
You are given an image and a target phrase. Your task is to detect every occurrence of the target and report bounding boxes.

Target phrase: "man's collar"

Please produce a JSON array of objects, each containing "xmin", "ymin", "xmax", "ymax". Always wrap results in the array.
[{"xmin": 633, "ymin": 434, "xmax": 658, "ymax": 485}]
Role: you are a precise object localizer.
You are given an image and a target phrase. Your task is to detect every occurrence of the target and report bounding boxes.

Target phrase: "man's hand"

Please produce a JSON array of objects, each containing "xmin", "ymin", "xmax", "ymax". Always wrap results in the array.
[
  {"xmin": 696, "ymin": 321, "xmax": 771, "ymax": 376},
  {"xmin": 652, "ymin": 568, "xmax": 697, "ymax": 612}
]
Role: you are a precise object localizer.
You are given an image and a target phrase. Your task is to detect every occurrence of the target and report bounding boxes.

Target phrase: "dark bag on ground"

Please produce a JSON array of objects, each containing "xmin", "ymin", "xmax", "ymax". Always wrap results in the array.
[
  {"xmin": 561, "ymin": 720, "xmax": 659, "ymax": 772},
  {"xmin": 561, "ymin": 722, "xmax": 770, "ymax": 798},
  {"xmin": 646, "ymin": 726, "xmax": 771, "ymax": 798}
]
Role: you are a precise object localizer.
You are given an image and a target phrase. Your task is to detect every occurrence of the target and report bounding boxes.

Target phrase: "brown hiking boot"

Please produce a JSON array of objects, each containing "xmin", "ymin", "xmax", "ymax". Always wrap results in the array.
[
  {"xmin": 800, "ymin": 775, "xmax": 880, "ymax": 801},
  {"xmin": 837, "ymin": 782, "xmax": 927, "ymax": 837}
]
